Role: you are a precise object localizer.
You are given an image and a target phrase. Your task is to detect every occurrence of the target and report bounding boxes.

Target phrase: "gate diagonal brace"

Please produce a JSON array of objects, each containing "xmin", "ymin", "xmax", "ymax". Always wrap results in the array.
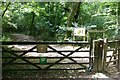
[
  {"xmin": 3, "ymin": 46, "xmax": 36, "ymax": 67},
  {"xmin": 44, "ymin": 45, "xmax": 87, "ymax": 70},
  {"xmin": 3, "ymin": 46, "xmax": 42, "ymax": 69},
  {"xmin": 106, "ymin": 47, "xmax": 117, "ymax": 67}
]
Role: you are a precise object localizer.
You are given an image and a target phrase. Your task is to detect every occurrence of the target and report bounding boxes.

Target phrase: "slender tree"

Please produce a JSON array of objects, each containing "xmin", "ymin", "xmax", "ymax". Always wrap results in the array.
[
  {"xmin": 118, "ymin": 2, "xmax": 120, "ymax": 40},
  {"xmin": 2, "ymin": 2, "xmax": 11, "ymax": 18},
  {"xmin": 30, "ymin": 11, "xmax": 35, "ymax": 37}
]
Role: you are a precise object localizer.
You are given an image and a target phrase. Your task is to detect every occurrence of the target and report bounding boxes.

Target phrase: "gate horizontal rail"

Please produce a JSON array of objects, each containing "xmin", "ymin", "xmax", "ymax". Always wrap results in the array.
[
  {"xmin": 2, "ymin": 41, "xmax": 89, "ymax": 45},
  {"xmin": 3, "ymin": 57, "xmax": 91, "ymax": 58},
  {"xmin": 3, "ymin": 68, "xmax": 86, "ymax": 71},
  {"xmin": 2, "ymin": 50, "xmax": 90, "ymax": 52},
  {"xmin": 3, "ymin": 62, "xmax": 89, "ymax": 65}
]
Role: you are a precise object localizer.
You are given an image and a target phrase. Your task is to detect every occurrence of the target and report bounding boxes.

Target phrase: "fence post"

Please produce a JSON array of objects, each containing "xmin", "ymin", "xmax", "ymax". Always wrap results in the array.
[
  {"xmin": 118, "ymin": 41, "xmax": 120, "ymax": 72},
  {"xmin": 89, "ymin": 38, "xmax": 93, "ymax": 67},
  {"xmin": 97, "ymin": 39, "xmax": 104, "ymax": 72},
  {"xmin": 103, "ymin": 38, "xmax": 108, "ymax": 71},
  {"xmin": 93, "ymin": 40, "xmax": 99, "ymax": 72},
  {"xmin": 112, "ymin": 41, "xmax": 117, "ymax": 65},
  {"xmin": 93, "ymin": 39, "xmax": 104, "ymax": 72}
]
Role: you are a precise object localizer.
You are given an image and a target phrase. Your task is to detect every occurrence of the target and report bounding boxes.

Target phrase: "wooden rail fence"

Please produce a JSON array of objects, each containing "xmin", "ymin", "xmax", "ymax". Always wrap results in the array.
[
  {"xmin": 103, "ymin": 39, "xmax": 120, "ymax": 72},
  {"xmin": 92, "ymin": 39, "xmax": 120, "ymax": 72}
]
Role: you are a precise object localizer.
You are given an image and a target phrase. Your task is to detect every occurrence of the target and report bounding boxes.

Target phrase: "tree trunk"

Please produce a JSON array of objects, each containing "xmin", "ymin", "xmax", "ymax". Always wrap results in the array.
[
  {"xmin": 118, "ymin": 2, "xmax": 120, "ymax": 40},
  {"xmin": 65, "ymin": 2, "xmax": 81, "ymax": 40},
  {"xmin": 30, "ymin": 11, "xmax": 35, "ymax": 37},
  {"xmin": 67, "ymin": 2, "xmax": 81, "ymax": 27}
]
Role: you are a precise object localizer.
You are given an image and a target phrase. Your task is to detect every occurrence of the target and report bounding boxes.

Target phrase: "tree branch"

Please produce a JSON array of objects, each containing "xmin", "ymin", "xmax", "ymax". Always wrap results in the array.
[{"xmin": 2, "ymin": 2, "xmax": 11, "ymax": 18}]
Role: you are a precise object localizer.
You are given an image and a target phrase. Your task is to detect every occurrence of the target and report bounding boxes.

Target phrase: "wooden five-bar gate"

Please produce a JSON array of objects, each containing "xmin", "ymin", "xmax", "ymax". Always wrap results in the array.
[
  {"xmin": 2, "ymin": 39, "xmax": 120, "ymax": 72},
  {"xmin": 2, "ymin": 41, "xmax": 93, "ymax": 71}
]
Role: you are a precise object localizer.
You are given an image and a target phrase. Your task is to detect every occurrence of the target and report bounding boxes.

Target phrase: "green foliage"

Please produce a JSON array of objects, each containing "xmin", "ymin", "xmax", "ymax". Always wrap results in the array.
[
  {"xmin": 0, "ymin": 35, "xmax": 11, "ymax": 41},
  {"xmin": 79, "ymin": 2, "xmax": 118, "ymax": 40},
  {"xmin": 1, "ymin": 2, "xmax": 119, "ymax": 41}
]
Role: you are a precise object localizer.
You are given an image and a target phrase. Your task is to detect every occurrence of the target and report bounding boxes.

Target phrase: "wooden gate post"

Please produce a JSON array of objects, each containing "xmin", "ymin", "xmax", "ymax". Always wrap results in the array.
[
  {"xmin": 89, "ymin": 38, "xmax": 93, "ymax": 67},
  {"xmin": 93, "ymin": 39, "xmax": 104, "ymax": 72},
  {"xmin": 93, "ymin": 40, "xmax": 99, "ymax": 72},
  {"xmin": 97, "ymin": 39, "xmax": 104, "ymax": 72},
  {"xmin": 103, "ymin": 38, "xmax": 108, "ymax": 71}
]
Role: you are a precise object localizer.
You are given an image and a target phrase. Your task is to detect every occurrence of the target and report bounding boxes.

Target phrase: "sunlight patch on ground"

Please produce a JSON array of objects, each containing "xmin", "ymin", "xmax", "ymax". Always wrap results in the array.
[{"xmin": 91, "ymin": 73, "xmax": 109, "ymax": 78}]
